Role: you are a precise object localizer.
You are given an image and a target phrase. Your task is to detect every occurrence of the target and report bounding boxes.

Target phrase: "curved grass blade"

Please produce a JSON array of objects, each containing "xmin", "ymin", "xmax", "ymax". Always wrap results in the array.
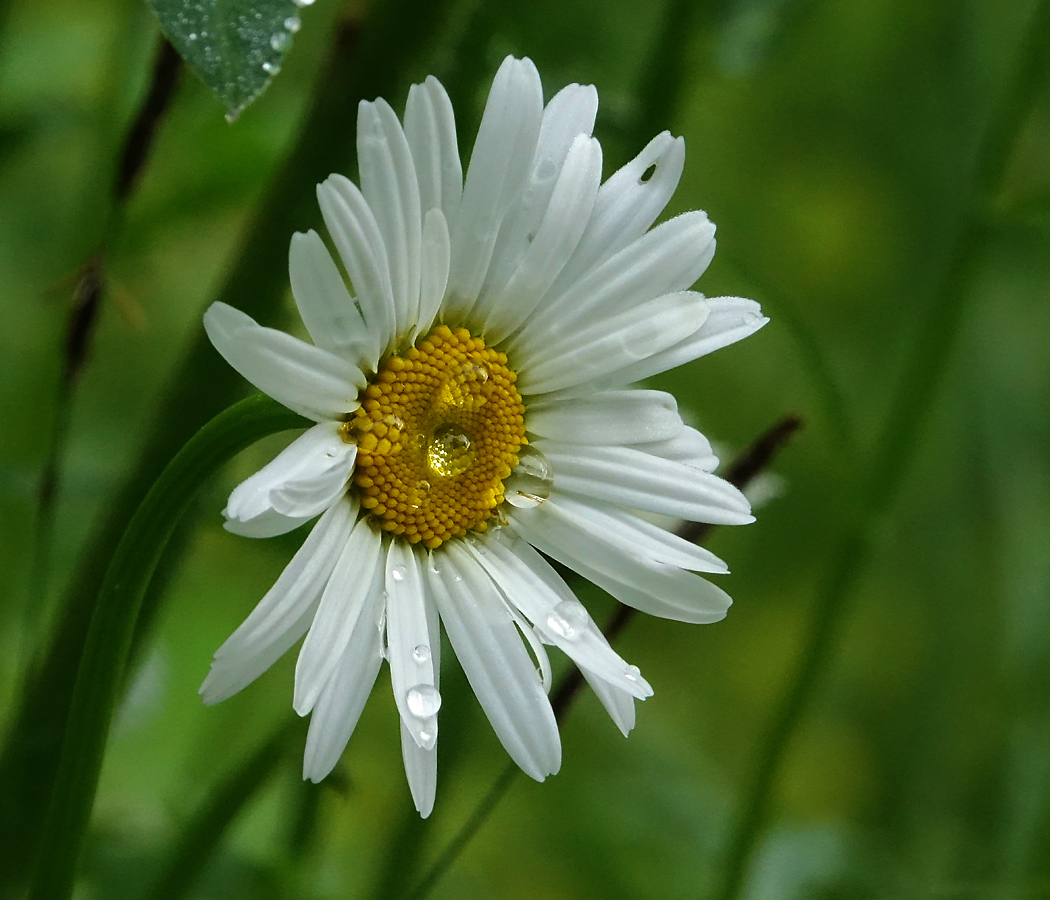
[{"xmin": 29, "ymin": 395, "xmax": 308, "ymax": 900}]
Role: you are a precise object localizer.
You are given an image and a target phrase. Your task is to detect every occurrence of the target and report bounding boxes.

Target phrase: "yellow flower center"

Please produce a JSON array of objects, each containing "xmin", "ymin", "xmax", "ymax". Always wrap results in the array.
[{"xmin": 345, "ymin": 325, "xmax": 526, "ymax": 549}]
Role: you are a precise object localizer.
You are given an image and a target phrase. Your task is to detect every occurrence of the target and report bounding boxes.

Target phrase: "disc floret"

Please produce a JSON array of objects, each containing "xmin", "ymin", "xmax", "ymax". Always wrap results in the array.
[{"xmin": 346, "ymin": 325, "xmax": 526, "ymax": 548}]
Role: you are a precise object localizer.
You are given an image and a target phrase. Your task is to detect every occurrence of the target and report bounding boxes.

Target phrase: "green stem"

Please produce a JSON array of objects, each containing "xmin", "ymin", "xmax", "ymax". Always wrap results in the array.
[
  {"xmin": 28, "ymin": 395, "xmax": 307, "ymax": 900},
  {"xmin": 713, "ymin": 4, "xmax": 1050, "ymax": 898}
]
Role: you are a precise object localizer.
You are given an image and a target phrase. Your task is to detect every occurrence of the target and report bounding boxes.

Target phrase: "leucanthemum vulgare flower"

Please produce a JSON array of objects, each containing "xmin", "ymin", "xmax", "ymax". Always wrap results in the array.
[{"xmin": 200, "ymin": 55, "xmax": 767, "ymax": 817}]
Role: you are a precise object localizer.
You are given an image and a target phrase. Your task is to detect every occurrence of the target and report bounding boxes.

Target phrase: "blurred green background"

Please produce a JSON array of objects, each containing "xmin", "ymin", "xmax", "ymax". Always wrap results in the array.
[{"xmin": 2, "ymin": 0, "xmax": 1050, "ymax": 897}]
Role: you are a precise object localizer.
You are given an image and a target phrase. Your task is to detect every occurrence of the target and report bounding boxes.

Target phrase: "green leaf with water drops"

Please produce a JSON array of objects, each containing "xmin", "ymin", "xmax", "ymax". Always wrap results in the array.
[{"xmin": 147, "ymin": 0, "xmax": 311, "ymax": 119}]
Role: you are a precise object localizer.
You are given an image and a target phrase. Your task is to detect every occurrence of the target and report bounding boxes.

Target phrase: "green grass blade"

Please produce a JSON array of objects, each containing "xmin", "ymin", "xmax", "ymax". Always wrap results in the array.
[{"xmin": 28, "ymin": 395, "xmax": 307, "ymax": 900}]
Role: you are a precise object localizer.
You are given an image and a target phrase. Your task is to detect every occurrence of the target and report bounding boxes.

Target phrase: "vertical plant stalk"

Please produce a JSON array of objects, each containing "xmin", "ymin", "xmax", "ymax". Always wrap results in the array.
[
  {"xmin": 29, "ymin": 396, "xmax": 307, "ymax": 900},
  {"xmin": 404, "ymin": 415, "xmax": 803, "ymax": 900},
  {"xmin": 713, "ymin": 4, "xmax": 1050, "ymax": 899},
  {"xmin": 0, "ymin": 0, "xmax": 457, "ymax": 888}
]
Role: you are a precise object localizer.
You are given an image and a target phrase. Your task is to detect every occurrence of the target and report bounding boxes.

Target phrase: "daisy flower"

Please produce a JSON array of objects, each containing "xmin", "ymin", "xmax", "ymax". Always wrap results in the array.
[{"xmin": 200, "ymin": 56, "xmax": 767, "ymax": 817}]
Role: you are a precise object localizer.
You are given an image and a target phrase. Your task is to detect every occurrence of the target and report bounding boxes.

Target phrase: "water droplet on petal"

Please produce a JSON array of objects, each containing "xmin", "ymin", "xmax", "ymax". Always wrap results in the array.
[
  {"xmin": 270, "ymin": 31, "xmax": 292, "ymax": 52},
  {"xmin": 625, "ymin": 664, "xmax": 641, "ymax": 682},
  {"xmin": 413, "ymin": 644, "xmax": 430, "ymax": 664},
  {"xmin": 391, "ymin": 564, "xmax": 407, "ymax": 582},
  {"xmin": 406, "ymin": 684, "xmax": 442, "ymax": 717},
  {"xmin": 546, "ymin": 599, "xmax": 590, "ymax": 640},
  {"xmin": 284, "ymin": 15, "xmax": 302, "ymax": 32},
  {"xmin": 504, "ymin": 445, "xmax": 553, "ymax": 508},
  {"xmin": 419, "ymin": 727, "xmax": 433, "ymax": 743}
]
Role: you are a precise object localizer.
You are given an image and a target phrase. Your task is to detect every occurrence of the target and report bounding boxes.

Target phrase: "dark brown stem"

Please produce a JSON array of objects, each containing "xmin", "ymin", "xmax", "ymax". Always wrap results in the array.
[{"xmin": 114, "ymin": 38, "xmax": 182, "ymax": 202}]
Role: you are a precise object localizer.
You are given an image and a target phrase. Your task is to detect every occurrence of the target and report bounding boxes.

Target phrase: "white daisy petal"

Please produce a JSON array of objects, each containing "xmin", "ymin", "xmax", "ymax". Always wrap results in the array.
[
  {"xmin": 514, "ymin": 211, "xmax": 715, "ymax": 354},
  {"xmin": 397, "ymin": 551, "xmax": 441, "ymax": 815},
  {"xmin": 517, "ymin": 291, "xmax": 710, "ymax": 395},
  {"xmin": 317, "ymin": 175, "xmax": 397, "ymax": 350},
  {"xmin": 293, "ymin": 517, "xmax": 383, "ymax": 715},
  {"xmin": 221, "ymin": 507, "xmax": 314, "ymax": 539},
  {"xmin": 288, "ymin": 230, "xmax": 376, "ymax": 366},
  {"xmin": 199, "ymin": 498, "xmax": 356, "ymax": 705},
  {"xmin": 527, "ymin": 492, "xmax": 730, "ymax": 571},
  {"xmin": 357, "ymin": 99, "xmax": 422, "ymax": 338},
  {"xmin": 527, "ymin": 82, "xmax": 598, "ymax": 170},
  {"xmin": 386, "ymin": 543, "xmax": 440, "ymax": 750},
  {"xmin": 476, "ymin": 82, "xmax": 599, "ymax": 321},
  {"xmin": 471, "ymin": 534, "xmax": 652, "ymax": 698},
  {"xmin": 526, "ymin": 389, "xmax": 683, "ymax": 445},
  {"xmin": 430, "ymin": 543, "xmax": 561, "ymax": 780},
  {"xmin": 404, "ymin": 75, "xmax": 462, "ymax": 225},
  {"xmin": 414, "ymin": 208, "xmax": 451, "ymax": 341},
  {"xmin": 223, "ymin": 422, "xmax": 355, "ymax": 536},
  {"xmin": 480, "ymin": 134, "xmax": 603, "ymax": 343},
  {"xmin": 302, "ymin": 585, "xmax": 385, "ymax": 782},
  {"xmin": 580, "ymin": 668, "xmax": 637, "ymax": 737},
  {"xmin": 506, "ymin": 495, "xmax": 734, "ymax": 621},
  {"xmin": 203, "ymin": 302, "xmax": 364, "ymax": 422},
  {"xmin": 500, "ymin": 596, "xmax": 553, "ymax": 693},
  {"xmin": 550, "ymin": 131, "xmax": 685, "ymax": 295},
  {"xmin": 400, "ymin": 719, "xmax": 438, "ymax": 818},
  {"xmin": 444, "ymin": 56, "xmax": 544, "ymax": 319},
  {"xmin": 508, "ymin": 507, "xmax": 732, "ymax": 625},
  {"xmin": 628, "ymin": 425, "xmax": 720, "ymax": 472},
  {"xmin": 593, "ymin": 296, "xmax": 769, "ymax": 389},
  {"xmin": 541, "ymin": 442, "xmax": 753, "ymax": 524}
]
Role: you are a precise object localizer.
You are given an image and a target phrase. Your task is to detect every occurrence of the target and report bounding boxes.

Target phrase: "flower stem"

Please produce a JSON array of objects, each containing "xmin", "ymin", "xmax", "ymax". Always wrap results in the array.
[
  {"xmin": 712, "ymin": 5, "xmax": 1050, "ymax": 899},
  {"xmin": 28, "ymin": 395, "xmax": 307, "ymax": 900},
  {"xmin": 405, "ymin": 414, "xmax": 803, "ymax": 900}
]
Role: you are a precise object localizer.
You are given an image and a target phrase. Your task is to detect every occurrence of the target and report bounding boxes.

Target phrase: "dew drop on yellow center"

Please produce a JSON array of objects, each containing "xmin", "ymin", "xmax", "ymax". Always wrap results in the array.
[{"xmin": 343, "ymin": 325, "xmax": 526, "ymax": 549}]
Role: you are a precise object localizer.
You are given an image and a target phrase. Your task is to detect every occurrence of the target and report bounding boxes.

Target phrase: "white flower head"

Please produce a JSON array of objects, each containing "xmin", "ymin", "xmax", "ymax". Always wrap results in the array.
[{"xmin": 201, "ymin": 56, "xmax": 768, "ymax": 817}]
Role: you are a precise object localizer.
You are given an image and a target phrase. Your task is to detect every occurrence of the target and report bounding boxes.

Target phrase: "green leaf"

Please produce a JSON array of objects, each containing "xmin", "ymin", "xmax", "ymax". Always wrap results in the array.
[{"xmin": 148, "ymin": 0, "xmax": 311, "ymax": 119}]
